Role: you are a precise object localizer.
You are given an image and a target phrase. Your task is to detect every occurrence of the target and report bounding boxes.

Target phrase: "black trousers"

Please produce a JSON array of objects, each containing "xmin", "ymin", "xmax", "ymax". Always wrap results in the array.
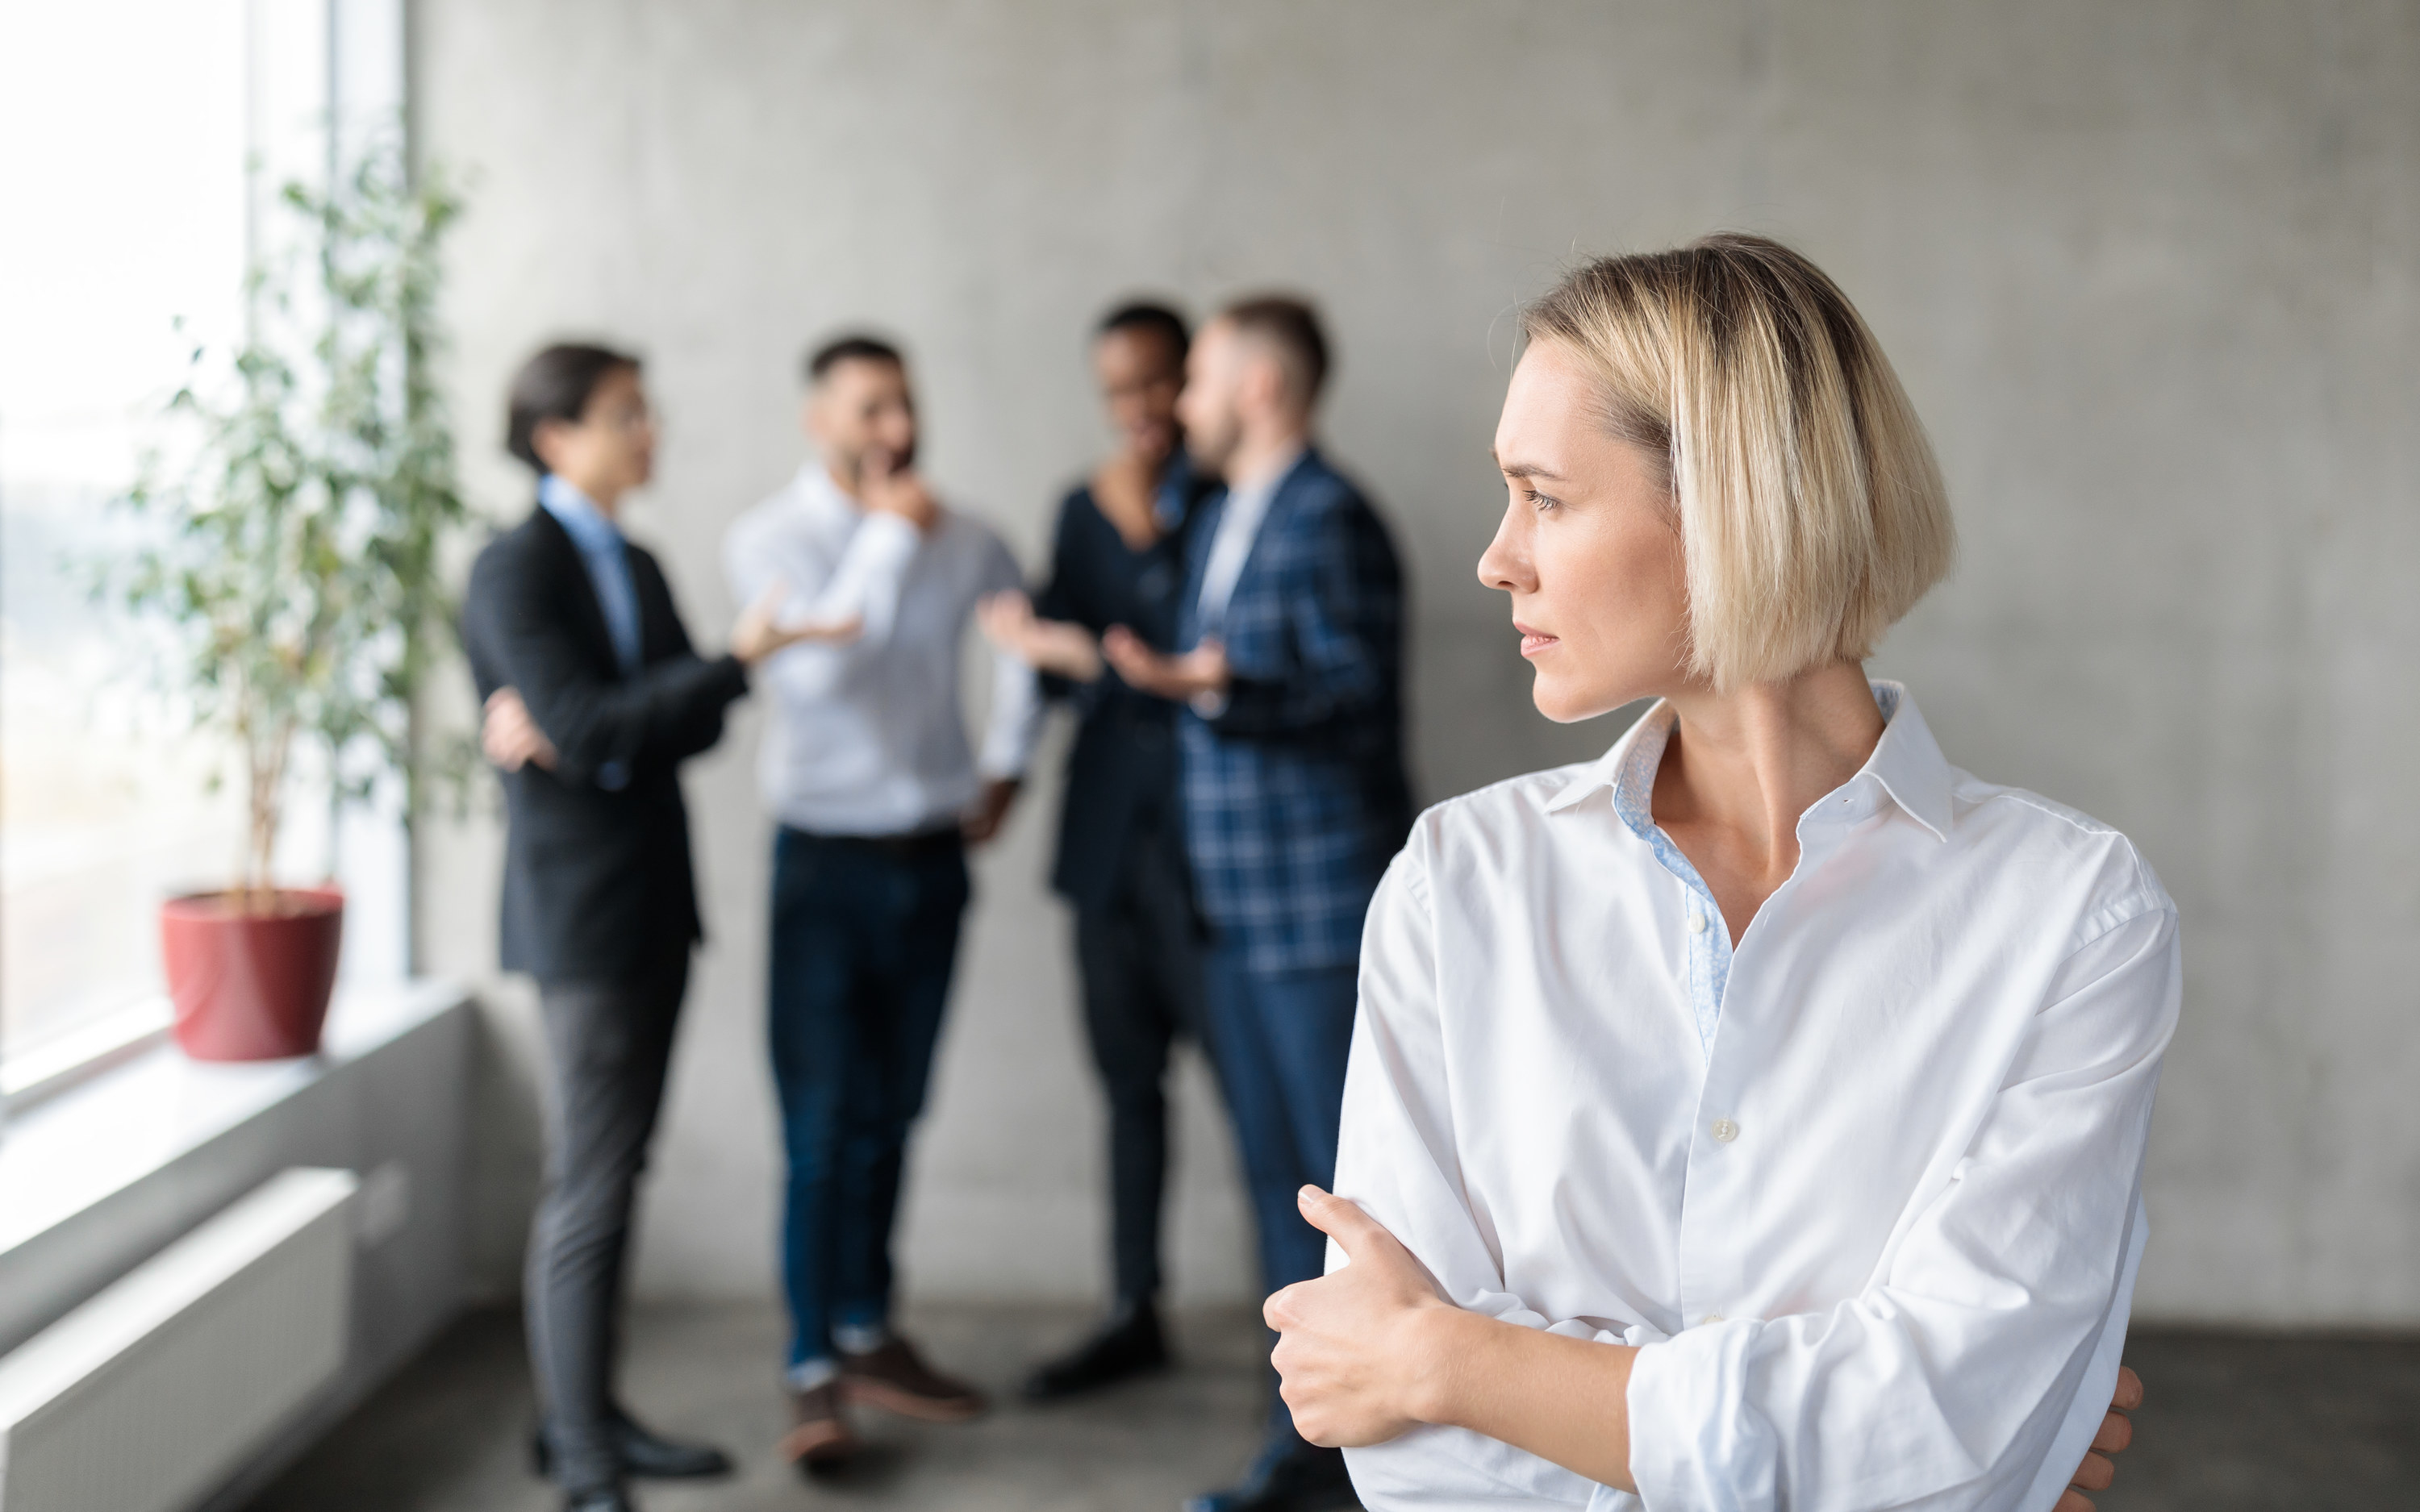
[
  {"xmin": 527, "ymin": 956, "xmax": 688, "ymax": 1493},
  {"xmin": 1073, "ymin": 813, "xmax": 1212, "ymax": 1305}
]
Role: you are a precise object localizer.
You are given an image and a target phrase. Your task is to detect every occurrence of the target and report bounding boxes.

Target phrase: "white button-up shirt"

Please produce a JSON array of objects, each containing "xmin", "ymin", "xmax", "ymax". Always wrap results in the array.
[
  {"xmin": 723, "ymin": 465, "xmax": 1039, "ymax": 836},
  {"xmin": 1334, "ymin": 684, "xmax": 2178, "ymax": 1512}
]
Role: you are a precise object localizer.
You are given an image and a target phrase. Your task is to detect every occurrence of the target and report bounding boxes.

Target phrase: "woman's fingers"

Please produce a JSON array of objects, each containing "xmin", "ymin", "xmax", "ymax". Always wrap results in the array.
[
  {"xmin": 1263, "ymin": 1281, "xmax": 1307, "ymax": 1331},
  {"xmin": 2092, "ymin": 1408, "xmax": 2134, "ymax": 1453},
  {"xmin": 1296, "ymin": 1185, "xmax": 1387, "ymax": 1256},
  {"xmin": 2113, "ymin": 1364, "xmax": 2144, "ymax": 1412},
  {"xmin": 2053, "ymin": 1490, "xmax": 2096, "ymax": 1512},
  {"xmin": 2070, "ymin": 1451, "xmax": 2116, "ymax": 1492}
]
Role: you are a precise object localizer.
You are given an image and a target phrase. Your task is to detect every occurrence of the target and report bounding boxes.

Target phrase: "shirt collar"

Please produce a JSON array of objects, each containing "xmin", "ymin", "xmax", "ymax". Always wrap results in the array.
[
  {"xmin": 1153, "ymin": 452, "xmax": 1197, "ymax": 531},
  {"xmin": 537, "ymin": 474, "xmax": 625, "ymax": 555},
  {"xmin": 1856, "ymin": 682, "xmax": 1953, "ymax": 841},
  {"xmin": 1222, "ymin": 442, "xmax": 1308, "ymax": 512},
  {"xmin": 1544, "ymin": 679, "xmax": 1954, "ymax": 843},
  {"xmin": 794, "ymin": 462, "xmax": 856, "ymax": 518}
]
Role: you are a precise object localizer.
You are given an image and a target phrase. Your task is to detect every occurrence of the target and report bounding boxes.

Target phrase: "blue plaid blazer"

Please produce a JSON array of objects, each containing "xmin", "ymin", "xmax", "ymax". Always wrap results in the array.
[{"xmin": 1178, "ymin": 448, "xmax": 1412, "ymax": 975}]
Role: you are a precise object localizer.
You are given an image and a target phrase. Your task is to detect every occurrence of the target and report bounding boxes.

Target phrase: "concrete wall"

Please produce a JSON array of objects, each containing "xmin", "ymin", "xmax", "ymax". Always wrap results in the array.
[{"xmin": 413, "ymin": 1, "xmax": 2420, "ymax": 1324}]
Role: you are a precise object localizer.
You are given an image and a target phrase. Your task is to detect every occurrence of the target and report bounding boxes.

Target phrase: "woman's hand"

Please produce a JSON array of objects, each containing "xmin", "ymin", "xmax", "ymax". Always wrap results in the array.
[
  {"xmin": 2057, "ymin": 1365, "xmax": 2143, "ymax": 1512},
  {"xmin": 976, "ymin": 589, "xmax": 1104, "ymax": 681},
  {"xmin": 1265, "ymin": 1185, "xmax": 1457, "ymax": 1448}
]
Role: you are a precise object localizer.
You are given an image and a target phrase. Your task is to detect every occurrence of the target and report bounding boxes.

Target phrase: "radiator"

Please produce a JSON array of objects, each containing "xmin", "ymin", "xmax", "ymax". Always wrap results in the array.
[{"xmin": 0, "ymin": 1168, "xmax": 358, "ymax": 1512}]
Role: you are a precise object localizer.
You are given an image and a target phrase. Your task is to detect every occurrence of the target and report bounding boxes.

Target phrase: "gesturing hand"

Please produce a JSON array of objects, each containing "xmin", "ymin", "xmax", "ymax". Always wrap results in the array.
[
  {"xmin": 731, "ymin": 579, "xmax": 862, "ymax": 665},
  {"xmin": 2056, "ymin": 1365, "xmax": 2143, "ymax": 1512},
  {"xmin": 976, "ymin": 589, "xmax": 1104, "ymax": 682},
  {"xmin": 482, "ymin": 687, "xmax": 557, "ymax": 773},
  {"xmin": 1100, "ymin": 626, "xmax": 1229, "ymax": 702},
  {"xmin": 1266, "ymin": 1185, "xmax": 1455, "ymax": 1449}
]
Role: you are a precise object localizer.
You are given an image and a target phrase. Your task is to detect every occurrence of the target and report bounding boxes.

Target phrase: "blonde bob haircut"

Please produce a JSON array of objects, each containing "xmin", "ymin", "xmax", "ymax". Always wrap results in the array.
[{"xmin": 1522, "ymin": 233, "xmax": 1955, "ymax": 692}]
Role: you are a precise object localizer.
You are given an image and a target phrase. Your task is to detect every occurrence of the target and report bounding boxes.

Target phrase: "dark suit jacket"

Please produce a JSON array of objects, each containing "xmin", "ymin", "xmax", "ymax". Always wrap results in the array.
[
  {"xmin": 1176, "ymin": 448, "xmax": 1412, "ymax": 974},
  {"xmin": 461, "ymin": 506, "xmax": 749, "ymax": 984},
  {"xmin": 1031, "ymin": 470, "xmax": 1212, "ymax": 913}
]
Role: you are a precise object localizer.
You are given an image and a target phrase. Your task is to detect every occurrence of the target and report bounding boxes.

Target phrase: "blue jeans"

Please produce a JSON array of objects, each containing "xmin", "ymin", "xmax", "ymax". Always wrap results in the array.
[
  {"xmin": 1204, "ymin": 946, "xmax": 1359, "ymax": 1444},
  {"xmin": 769, "ymin": 827, "xmax": 970, "ymax": 1372}
]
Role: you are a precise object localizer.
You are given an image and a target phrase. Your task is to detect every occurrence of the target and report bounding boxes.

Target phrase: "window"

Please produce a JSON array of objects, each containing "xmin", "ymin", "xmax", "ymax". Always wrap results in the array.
[{"xmin": 0, "ymin": 0, "xmax": 408, "ymax": 1093}]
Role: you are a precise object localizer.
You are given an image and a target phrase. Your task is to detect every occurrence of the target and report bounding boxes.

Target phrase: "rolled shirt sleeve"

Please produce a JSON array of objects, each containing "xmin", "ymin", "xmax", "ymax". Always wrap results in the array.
[
  {"xmin": 974, "ymin": 532, "xmax": 1041, "ymax": 780},
  {"xmin": 1625, "ymin": 904, "xmax": 2178, "ymax": 1512},
  {"xmin": 722, "ymin": 500, "xmax": 921, "ymax": 697},
  {"xmin": 1337, "ymin": 843, "xmax": 1650, "ymax": 1509}
]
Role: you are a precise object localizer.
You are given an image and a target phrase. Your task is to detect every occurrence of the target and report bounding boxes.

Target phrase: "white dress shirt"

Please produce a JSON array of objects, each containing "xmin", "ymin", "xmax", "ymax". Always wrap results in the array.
[
  {"xmin": 1334, "ymin": 684, "xmax": 2177, "ymax": 1512},
  {"xmin": 723, "ymin": 464, "xmax": 1040, "ymax": 836}
]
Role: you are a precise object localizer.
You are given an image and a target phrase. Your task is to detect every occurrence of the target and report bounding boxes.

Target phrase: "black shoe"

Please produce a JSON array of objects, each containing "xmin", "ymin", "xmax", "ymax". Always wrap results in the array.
[
  {"xmin": 1184, "ymin": 1441, "xmax": 1359, "ymax": 1512},
  {"xmin": 533, "ymin": 1406, "xmax": 735, "ymax": 1481},
  {"xmin": 1022, "ymin": 1297, "xmax": 1172, "ymax": 1401},
  {"xmin": 562, "ymin": 1484, "xmax": 636, "ymax": 1512}
]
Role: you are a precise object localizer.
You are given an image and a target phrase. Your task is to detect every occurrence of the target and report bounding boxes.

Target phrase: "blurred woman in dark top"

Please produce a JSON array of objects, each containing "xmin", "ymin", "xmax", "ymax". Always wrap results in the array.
[{"xmin": 978, "ymin": 302, "xmax": 1220, "ymax": 1400}]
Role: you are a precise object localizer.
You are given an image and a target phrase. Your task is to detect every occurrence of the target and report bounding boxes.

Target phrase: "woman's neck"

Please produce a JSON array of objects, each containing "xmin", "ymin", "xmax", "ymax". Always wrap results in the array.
[{"xmin": 1652, "ymin": 660, "xmax": 1885, "ymax": 939}]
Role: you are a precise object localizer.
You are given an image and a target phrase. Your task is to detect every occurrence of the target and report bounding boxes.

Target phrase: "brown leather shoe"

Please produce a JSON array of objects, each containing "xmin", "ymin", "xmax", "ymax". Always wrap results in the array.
[
  {"xmin": 837, "ymin": 1334, "xmax": 987, "ymax": 1422},
  {"xmin": 778, "ymin": 1382, "xmax": 857, "ymax": 1468}
]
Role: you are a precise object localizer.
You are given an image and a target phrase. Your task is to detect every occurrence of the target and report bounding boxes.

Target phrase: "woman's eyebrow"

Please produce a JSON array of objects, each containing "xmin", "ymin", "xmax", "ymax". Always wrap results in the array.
[{"xmin": 1490, "ymin": 449, "xmax": 1564, "ymax": 481}]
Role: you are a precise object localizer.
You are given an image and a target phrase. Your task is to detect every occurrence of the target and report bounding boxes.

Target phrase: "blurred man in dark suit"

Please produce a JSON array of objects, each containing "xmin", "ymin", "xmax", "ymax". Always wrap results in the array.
[
  {"xmin": 978, "ymin": 302, "xmax": 1222, "ymax": 1400},
  {"xmin": 463, "ymin": 343, "xmax": 845, "ymax": 1512},
  {"xmin": 1104, "ymin": 296, "xmax": 1412, "ymax": 1512}
]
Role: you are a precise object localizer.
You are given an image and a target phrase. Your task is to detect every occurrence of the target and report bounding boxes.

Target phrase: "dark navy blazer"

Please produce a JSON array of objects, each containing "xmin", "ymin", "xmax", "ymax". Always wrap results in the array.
[
  {"xmin": 1175, "ymin": 448, "xmax": 1412, "ymax": 974},
  {"xmin": 461, "ymin": 506, "xmax": 749, "ymax": 983}
]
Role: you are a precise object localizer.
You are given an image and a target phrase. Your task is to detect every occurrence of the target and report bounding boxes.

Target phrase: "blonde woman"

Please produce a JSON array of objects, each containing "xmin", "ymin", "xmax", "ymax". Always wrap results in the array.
[{"xmin": 1265, "ymin": 236, "xmax": 2170, "ymax": 1511}]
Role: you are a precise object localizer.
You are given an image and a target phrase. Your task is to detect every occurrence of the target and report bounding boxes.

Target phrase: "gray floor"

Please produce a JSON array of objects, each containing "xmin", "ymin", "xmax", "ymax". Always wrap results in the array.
[{"xmin": 244, "ymin": 1305, "xmax": 2420, "ymax": 1511}]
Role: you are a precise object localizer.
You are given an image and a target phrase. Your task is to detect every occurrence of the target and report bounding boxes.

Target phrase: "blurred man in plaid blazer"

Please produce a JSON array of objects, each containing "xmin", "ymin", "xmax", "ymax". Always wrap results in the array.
[{"xmin": 1106, "ymin": 295, "xmax": 1411, "ymax": 1512}]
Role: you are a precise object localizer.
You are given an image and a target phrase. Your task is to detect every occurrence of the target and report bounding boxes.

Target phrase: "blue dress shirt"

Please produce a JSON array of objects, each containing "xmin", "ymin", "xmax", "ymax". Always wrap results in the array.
[
  {"xmin": 538, "ymin": 474, "xmax": 642, "ymax": 789},
  {"xmin": 538, "ymin": 474, "xmax": 643, "ymax": 673}
]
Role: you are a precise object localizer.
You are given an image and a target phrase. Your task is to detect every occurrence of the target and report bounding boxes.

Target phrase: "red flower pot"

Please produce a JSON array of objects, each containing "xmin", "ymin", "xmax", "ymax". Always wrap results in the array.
[{"xmin": 160, "ymin": 886, "xmax": 344, "ymax": 1061}]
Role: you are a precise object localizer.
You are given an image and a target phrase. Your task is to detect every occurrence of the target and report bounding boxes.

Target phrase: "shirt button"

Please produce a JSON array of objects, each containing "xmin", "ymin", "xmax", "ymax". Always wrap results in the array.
[
  {"xmin": 1688, "ymin": 912, "xmax": 1709, "ymax": 934},
  {"xmin": 1711, "ymin": 1118, "xmax": 1740, "ymax": 1143},
  {"xmin": 1700, "ymin": 1313, "xmax": 1726, "ymax": 1326}
]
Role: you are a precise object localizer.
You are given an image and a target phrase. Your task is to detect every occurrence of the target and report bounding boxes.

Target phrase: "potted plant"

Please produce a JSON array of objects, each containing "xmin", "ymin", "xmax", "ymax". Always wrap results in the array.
[{"xmin": 106, "ymin": 137, "xmax": 469, "ymax": 1061}]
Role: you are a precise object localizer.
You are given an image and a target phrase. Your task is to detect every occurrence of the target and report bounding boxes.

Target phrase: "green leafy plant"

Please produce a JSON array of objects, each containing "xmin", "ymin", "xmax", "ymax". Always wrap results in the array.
[{"xmin": 105, "ymin": 135, "xmax": 469, "ymax": 914}]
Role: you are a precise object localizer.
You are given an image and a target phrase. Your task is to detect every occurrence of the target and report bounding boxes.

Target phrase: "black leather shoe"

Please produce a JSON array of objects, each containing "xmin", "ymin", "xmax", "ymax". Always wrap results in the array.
[
  {"xmin": 533, "ymin": 1407, "xmax": 735, "ymax": 1481},
  {"xmin": 1184, "ymin": 1441, "xmax": 1359, "ymax": 1512},
  {"xmin": 1022, "ymin": 1297, "xmax": 1172, "ymax": 1400},
  {"xmin": 562, "ymin": 1485, "xmax": 636, "ymax": 1512}
]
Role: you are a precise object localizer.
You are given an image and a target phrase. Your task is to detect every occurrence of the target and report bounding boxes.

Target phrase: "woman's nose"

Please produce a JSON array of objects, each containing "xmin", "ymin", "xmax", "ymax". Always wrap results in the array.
[{"xmin": 1477, "ymin": 508, "xmax": 1532, "ymax": 594}]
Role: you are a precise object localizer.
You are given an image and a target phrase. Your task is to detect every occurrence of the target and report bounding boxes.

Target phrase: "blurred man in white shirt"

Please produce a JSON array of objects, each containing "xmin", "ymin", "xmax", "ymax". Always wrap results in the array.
[{"xmin": 722, "ymin": 335, "xmax": 1037, "ymax": 1470}]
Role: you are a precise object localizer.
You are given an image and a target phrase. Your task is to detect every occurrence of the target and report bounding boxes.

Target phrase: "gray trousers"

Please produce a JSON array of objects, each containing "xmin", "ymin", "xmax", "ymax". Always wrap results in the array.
[{"xmin": 528, "ymin": 958, "xmax": 688, "ymax": 1493}]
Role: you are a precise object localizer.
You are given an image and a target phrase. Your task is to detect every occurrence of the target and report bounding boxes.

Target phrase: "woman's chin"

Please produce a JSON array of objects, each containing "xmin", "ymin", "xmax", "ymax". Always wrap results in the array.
[
  {"xmin": 1531, "ymin": 685, "xmax": 1596, "ymax": 725},
  {"xmin": 1530, "ymin": 673, "xmax": 1644, "ymax": 726}
]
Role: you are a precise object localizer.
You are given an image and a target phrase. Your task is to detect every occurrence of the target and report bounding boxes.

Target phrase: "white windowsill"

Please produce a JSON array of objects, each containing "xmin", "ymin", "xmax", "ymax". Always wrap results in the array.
[
  {"xmin": 0, "ymin": 980, "xmax": 466, "ymax": 1262},
  {"xmin": 0, "ymin": 999, "xmax": 177, "ymax": 1111}
]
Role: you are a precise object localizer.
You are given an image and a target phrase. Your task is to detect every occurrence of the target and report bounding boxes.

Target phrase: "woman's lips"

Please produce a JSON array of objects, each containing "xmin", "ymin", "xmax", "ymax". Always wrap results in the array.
[{"xmin": 1516, "ymin": 624, "xmax": 1558, "ymax": 658}]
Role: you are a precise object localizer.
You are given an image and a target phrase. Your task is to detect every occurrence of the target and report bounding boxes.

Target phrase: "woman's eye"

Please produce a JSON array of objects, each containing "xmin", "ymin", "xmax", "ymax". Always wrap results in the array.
[{"xmin": 1525, "ymin": 489, "xmax": 1559, "ymax": 513}]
